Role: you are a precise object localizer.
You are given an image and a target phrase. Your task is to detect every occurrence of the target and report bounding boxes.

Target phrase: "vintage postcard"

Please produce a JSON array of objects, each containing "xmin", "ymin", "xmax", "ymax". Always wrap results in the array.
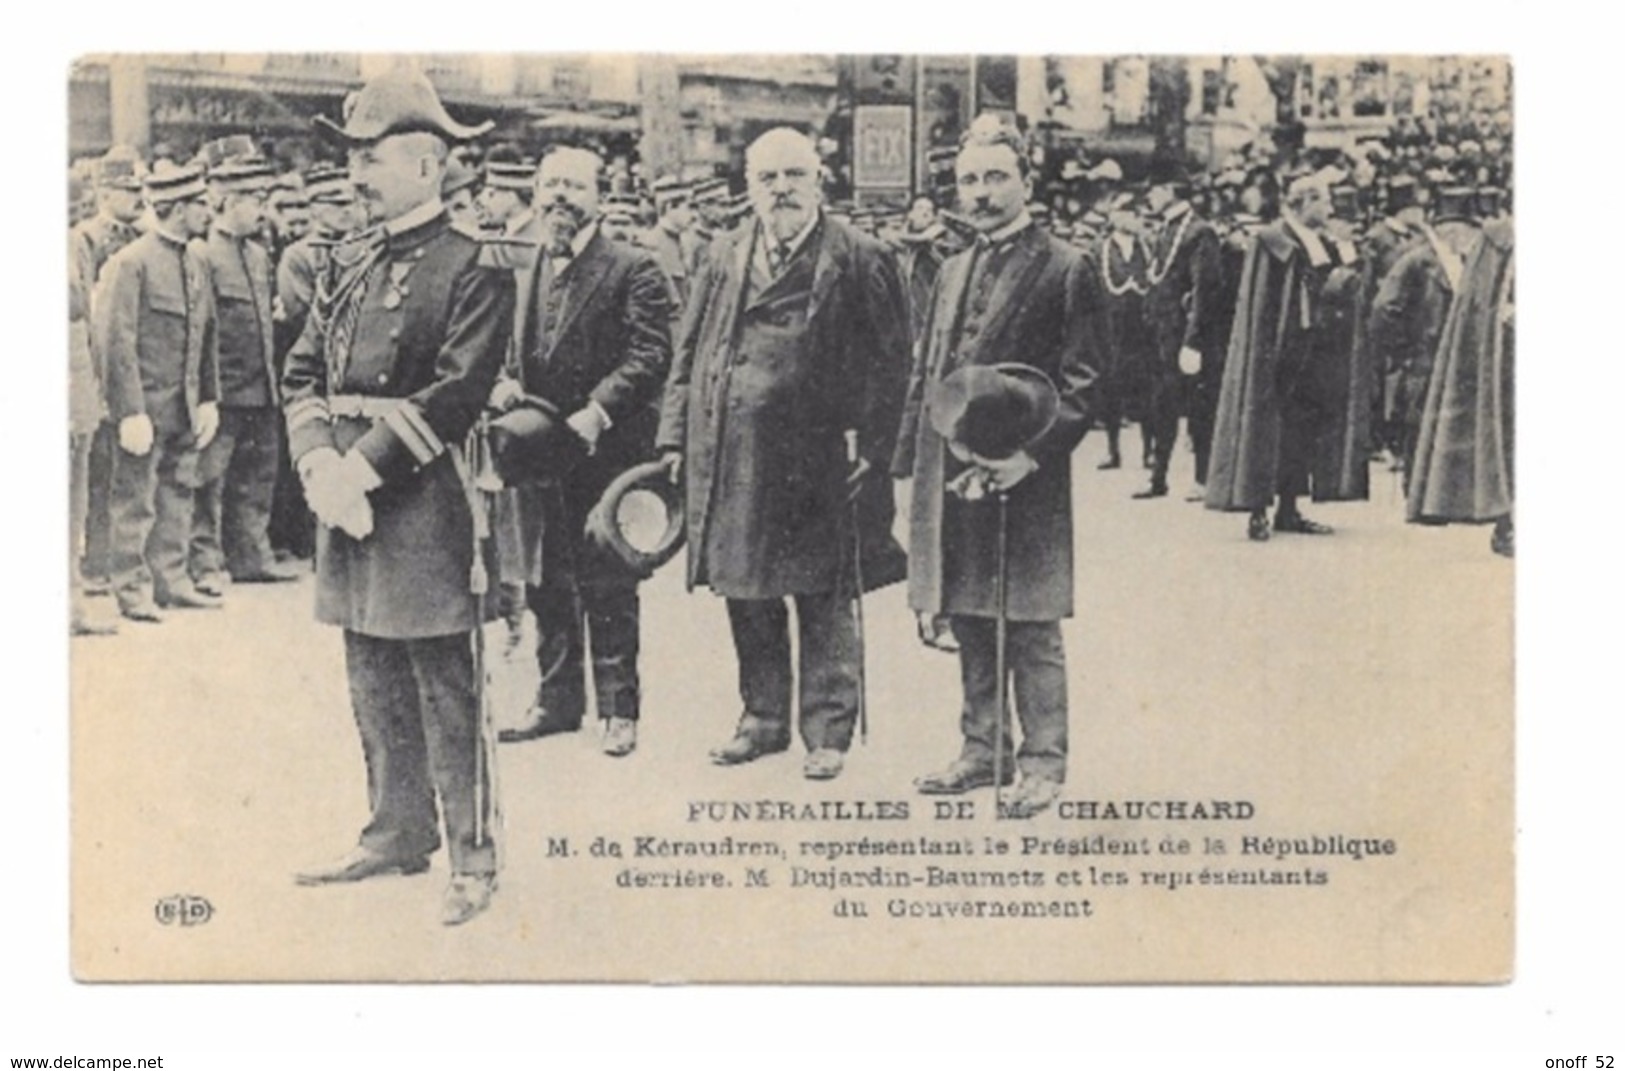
[{"xmin": 67, "ymin": 52, "xmax": 1513, "ymax": 982}]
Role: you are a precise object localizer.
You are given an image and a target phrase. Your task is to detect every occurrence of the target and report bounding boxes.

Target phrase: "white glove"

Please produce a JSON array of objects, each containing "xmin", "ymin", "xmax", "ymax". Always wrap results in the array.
[
  {"xmin": 332, "ymin": 496, "xmax": 375, "ymax": 541},
  {"xmin": 298, "ymin": 448, "xmax": 347, "ymax": 529},
  {"xmin": 193, "ymin": 402, "xmax": 220, "ymax": 450},
  {"xmin": 1178, "ymin": 346, "xmax": 1202, "ymax": 375},
  {"xmin": 118, "ymin": 414, "xmax": 155, "ymax": 457}
]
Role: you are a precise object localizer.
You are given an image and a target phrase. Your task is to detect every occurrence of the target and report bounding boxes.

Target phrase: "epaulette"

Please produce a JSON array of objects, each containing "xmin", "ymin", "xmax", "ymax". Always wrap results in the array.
[{"xmin": 477, "ymin": 234, "xmax": 538, "ymax": 271}]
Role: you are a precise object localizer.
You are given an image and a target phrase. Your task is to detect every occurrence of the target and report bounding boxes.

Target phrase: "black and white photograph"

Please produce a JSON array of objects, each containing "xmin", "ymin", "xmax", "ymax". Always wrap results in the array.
[{"xmin": 58, "ymin": 50, "xmax": 1520, "ymax": 985}]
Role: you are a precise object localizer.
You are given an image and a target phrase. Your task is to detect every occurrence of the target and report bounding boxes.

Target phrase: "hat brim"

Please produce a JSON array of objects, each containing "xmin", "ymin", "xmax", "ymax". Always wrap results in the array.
[
  {"xmin": 585, "ymin": 460, "xmax": 686, "ymax": 577},
  {"xmin": 926, "ymin": 361, "xmax": 1061, "ymax": 461},
  {"xmin": 313, "ymin": 113, "xmax": 495, "ymax": 147}
]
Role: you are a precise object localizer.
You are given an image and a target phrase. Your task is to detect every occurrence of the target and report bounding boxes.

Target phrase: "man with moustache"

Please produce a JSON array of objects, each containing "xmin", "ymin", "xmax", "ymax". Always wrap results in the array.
[
  {"xmin": 192, "ymin": 136, "xmax": 298, "ymax": 590},
  {"xmin": 658, "ymin": 127, "xmax": 909, "ymax": 781},
  {"xmin": 283, "ymin": 69, "xmax": 514, "ymax": 926},
  {"xmin": 491, "ymin": 146, "xmax": 673, "ymax": 758},
  {"xmin": 898, "ymin": 122, "xmax": 1103, "ymax": 818},
  {"xmin": 95, "ymin": 162, "xmax": 222, "ymax": 621},
  {"xmin": 72, "ymin": 146, "xmax": 148, "ymax": 597}
]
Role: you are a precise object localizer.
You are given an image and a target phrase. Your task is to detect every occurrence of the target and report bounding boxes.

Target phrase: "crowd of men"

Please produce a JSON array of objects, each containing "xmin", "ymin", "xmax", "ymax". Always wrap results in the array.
[{"xmin": 67, "ymin": 67, "xmax": 1514, "ymax": 924}]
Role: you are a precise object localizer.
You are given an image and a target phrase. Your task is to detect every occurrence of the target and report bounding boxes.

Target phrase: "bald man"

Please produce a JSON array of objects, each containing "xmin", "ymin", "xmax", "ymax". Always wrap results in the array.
[{"xmin": 657, "ymin": 127, "xmax": 910, "ymax": 781}]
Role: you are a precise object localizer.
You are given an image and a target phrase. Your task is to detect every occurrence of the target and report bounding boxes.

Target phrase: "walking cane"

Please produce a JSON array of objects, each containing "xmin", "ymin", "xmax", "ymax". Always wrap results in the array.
[
  {"xmin": 992, "ymin": 487, "xmax": 1009, "ymax": 820},
  {"xmin": 845, "ymin": 430, "xmax": 868, "ymax": 746}
]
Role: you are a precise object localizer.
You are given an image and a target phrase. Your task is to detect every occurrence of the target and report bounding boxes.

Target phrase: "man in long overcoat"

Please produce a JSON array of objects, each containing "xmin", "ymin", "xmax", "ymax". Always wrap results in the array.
[
  {"xmin": 895, "ymin": 124, "xmax": 1103, "ymax": 818},
  {"xmin": 1204, "ymin": 171, "xmax": 1366, "ymax": 540},
  {"xmin": 1406, "ymin": 218, "xmax": 1513, "ymax": 556},
  {"xmin": 657, "ymin": 127, "xmax": 909, "ymax": 782},
  {"xmin": 281, "ymin": 69, "xmax": 515, "ymax": 926}
]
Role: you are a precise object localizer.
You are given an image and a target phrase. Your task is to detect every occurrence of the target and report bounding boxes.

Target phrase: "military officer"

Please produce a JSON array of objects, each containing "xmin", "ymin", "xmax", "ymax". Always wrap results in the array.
[
  {"xmin": 94, "ymin": 161, "xmax": 222, "ymax": 621},
  {"xmin": 193, "ymin": 136, "xmax": 298, "ymax": 589},
  {"xmin": 284, "ymin": 69, "xmax": 516, "ymax": 926},
  {"xmin": 72, "ymin": 146, "xmax": 148, "ymax": 595}
]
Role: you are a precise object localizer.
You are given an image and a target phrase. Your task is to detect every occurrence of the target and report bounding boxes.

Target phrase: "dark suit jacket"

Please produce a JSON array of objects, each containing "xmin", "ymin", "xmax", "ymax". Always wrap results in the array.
[
  {"xmin": 894, "ymin": 222, "xmax": 1103, "ymax": 622},
  {"xmin": 507, "ymin": 229, "xmax": 674, "ymax": 586}
]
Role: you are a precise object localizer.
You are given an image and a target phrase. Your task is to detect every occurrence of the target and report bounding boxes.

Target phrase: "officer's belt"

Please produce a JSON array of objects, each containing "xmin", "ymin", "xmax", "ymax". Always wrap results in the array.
[{"xmin": 325, "ymin": 394, "xmax": 404, "ymax": 420}]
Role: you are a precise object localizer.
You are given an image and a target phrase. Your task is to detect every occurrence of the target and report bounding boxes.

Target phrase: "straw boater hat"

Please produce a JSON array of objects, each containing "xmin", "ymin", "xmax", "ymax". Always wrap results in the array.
[
  {"xmin": 314, "ymin": 67, "xmax": 494, "ymax": 145},
  {"xmin": 143, "ymin": 160, "xmax": 208, "ymax": 205}
]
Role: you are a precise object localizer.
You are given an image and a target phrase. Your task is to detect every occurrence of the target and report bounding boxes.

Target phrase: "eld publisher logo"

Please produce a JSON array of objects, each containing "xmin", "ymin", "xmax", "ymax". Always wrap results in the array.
[{"xmin": 153, "ymin": 895, "xmax": 213, "ymax": 927}]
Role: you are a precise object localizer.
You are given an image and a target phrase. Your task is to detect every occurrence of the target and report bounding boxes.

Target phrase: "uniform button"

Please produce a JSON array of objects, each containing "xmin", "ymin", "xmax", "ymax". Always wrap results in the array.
[
  {"xmin": 389, "ymin": 328, "xmax": 400, "ymax": 340},
  {"xmin": 377, "ymin": 373, "xmax": 388, "ymax": 384}
]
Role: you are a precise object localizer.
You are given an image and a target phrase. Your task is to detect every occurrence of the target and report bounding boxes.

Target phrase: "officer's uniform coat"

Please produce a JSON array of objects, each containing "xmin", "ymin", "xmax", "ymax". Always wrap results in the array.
[{"xmin": 281, "ymin": 210, "xmax": 516, "ymax": 639}]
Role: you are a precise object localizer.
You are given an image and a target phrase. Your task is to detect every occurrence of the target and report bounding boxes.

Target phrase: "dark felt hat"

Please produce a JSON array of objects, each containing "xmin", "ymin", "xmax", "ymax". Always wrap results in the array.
[
  {"xmin": 926, "ymin": 362, "xmax": 1060, "ymax": 462},
  {"xmin": 584, "ymin": 459, "xmax": 686, "ymax": 578},
  {"xmin": 486, "ymin": 394, "xmax": 587, "ymax": 487},
  {"xmin": 314, "ymin": 67, "xmax": 494, "ymax": 146}
]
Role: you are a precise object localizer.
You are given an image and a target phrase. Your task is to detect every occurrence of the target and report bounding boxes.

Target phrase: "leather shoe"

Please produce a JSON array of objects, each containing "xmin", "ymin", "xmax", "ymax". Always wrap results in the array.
[
  {"xmin": 441, "ymin": 873, "xmax": 496, "ymax": 926},
  {"xmin": 709, "ymin": 731, "xmax": 790, "ymax": 766},
  {"xmin": 157, "ymin": 584, "xmax": 222, "ymax": 610},
  {"xmin": 1096, "ymin": 455, "xmax": 1122, "ymax": 471},
  {"xmin": 803, "ymin": 748, "xmax": 845, "ymax": 781},
  {"xmin": 231, "ymin": 564, "xmax": 301, "ymax": 584},
  {"xmin": 602, "ymin": 716, "xmax": 638, "ymax": 757},
  {"xmin": 295, "ymin": 847, "xmax": 431, "ymax": 886},
  {"xmin": 192, "ymin": 574, "xmax": 228, "ymax": 598},
  {"xmin": 1247, "ymin": 512, "xmax": 1271, "ymax": 542},
  {"xmin": 1184, "ymin": 485, "xmax": 1206, "ymax": 503},
  {"xmin": 1132, "ymin": 482, "xmax": 1168, "ymax": 499},
  {"xmin": 914, "ymin": 759, "xmax": 1013, "ymax": 795},
  {"xmin": 498, "ymin": 707, "xmax": 582, "ymax": 743},
  {"xmin": 118, "ymin": 597, "xmax": 165, "ymax": 624},
  {"xmin": 1274, "ymin": 512, "xmax": 1334, "ymax": 535},
  {"xmin": 998, "ymin": 776, "xmax": 1063, "ymax": 819}
]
